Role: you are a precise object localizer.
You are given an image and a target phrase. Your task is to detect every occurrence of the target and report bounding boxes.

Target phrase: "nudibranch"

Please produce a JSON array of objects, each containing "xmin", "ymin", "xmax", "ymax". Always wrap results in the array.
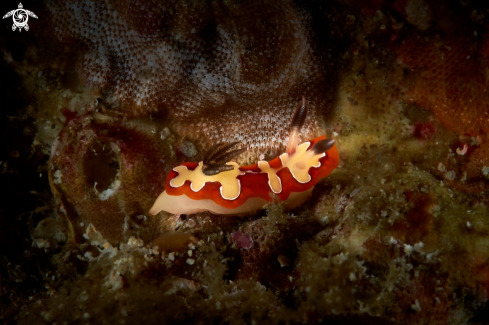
[{"xmin": 149, "ymin": 97, "xmax": 339, "ymax": 216}]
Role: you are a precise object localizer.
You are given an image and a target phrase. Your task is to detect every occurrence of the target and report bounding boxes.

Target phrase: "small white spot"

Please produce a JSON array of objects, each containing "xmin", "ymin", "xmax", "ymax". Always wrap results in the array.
[
  {"xmin": 426, "ymin": 252, "xmax": 436, "ymax": 262},
  {"xmin": 320, "ymin": 216, "xmax": 329, "ymax": 225},
  {"xmin": 437, "ymin": 162, "xmax": 446, "ymax": 173},
  {"xmin": 349, "ymin": 273, "xmax": 357, "ymax": 281},
  {"xmin": 186, "ymin": 258, "xmax": 195, "ymax": 265},
  {"xmin": 160, "ymin": 127, "xmax": 170, "ymax": 140},
  {"xmin": 443, "ymin": 170, "xmax": 456, "ymax": 181},
  {"xmin": 482, "ymin": 166, "xmax": 489, "ymax": 179},
  {"xmin": 389, "ymin": 237, "xmax": 397, "ymax": 245},
  {"xmin": 168, "ymin": 252, "xmax": 175, "ymax": 261},
  {"xmin": 404, "ymin": 244, "xmax": 413, "ymax": 256},
  {"xmin": 467, "ymin": 221, "xmax": 472, "ymax": 228},
  {"xmin": 411, "ymin": 299, "xmax": 421, "ymax": 312},
  {"xmin": 414, "ymin": 242, "xmax": 424, "ymax": 253},
  {"xmin": 456, "ymin": 144, "xmax": 468, "ymax": 155},
  {"xmin": 461, "ymin": 171, "xmax": 467, "ymax": 182},
  {"xmin": 53, "ymin": 170, "xmax": 62, "ymax": 184}
]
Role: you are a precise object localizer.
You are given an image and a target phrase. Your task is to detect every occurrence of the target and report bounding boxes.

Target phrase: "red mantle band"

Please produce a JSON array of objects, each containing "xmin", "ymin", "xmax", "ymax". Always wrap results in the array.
[{"xmin": 164, "ymin": 136, "xmax": 339, "ymax": 209}]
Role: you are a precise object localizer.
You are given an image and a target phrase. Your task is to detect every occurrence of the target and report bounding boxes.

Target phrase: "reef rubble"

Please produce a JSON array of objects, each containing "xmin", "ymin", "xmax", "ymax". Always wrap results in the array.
[{"xmin": 1, "ymin": 0, "xmax": 489, "ymax": 324}]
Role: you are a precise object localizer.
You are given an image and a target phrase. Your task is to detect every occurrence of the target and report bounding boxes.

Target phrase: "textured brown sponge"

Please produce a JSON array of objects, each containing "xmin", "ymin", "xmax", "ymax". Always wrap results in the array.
[
  {"xmin": 48, "ymin": 112, "xmax": 171, "ymax": 244},
  {"xmin": 46, "ymin": 0, "xmax": 339, "ymax": 158},
  {"xmin": 396, "ymin": 34, "xmax": 489, "ymax": 136}
]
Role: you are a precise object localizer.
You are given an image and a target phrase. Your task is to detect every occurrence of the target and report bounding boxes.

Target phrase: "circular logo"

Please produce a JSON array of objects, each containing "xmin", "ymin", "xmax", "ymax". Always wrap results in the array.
[{"xmin": 13, "ymin": 9, "xmax": 28, "ymax": 28}]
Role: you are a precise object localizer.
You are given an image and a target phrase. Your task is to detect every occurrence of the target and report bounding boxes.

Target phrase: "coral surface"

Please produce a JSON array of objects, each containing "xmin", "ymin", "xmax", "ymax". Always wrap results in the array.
[
  {"xmin": 46, "ymin": 0, "xmax": 340, "ymax": 158},
  {"xmin": 395, "ymin": 21, "xmax": 489, "ymax": 192}
]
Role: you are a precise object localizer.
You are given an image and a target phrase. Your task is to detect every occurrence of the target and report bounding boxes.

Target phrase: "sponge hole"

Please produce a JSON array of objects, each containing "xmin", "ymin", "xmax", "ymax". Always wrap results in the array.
[{"xmin": 83, "ymin": 142, "xmax": 120, "ymax": 192}]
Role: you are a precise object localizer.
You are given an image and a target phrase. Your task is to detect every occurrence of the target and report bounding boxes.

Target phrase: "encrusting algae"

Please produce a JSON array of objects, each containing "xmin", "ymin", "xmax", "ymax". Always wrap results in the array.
[{"xmin": 1, "ymin": 0, "xmax": 489, "ymax": 324}]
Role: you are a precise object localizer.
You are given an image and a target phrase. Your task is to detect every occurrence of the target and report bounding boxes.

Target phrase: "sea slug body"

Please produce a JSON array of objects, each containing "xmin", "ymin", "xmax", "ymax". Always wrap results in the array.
[
  {"xmin": 149, "ymin": 97, "xmax": 339, "ymax": 216},
  {"xmin": 149, "ymin": 136, "xmax": 339, "ymax": 216}
]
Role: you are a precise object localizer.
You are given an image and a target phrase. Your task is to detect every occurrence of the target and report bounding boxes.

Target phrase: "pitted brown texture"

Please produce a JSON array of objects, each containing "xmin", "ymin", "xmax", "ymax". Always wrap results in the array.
[
  {"xmin": 48, "ymin": 113, "xmax": 169, "ymax": 244},
  {"xmin": 47, "ymin": 0, "xmax": 336, "ymax": 158},
  {"xmin": 395, "ymin": 32, "xmax": 489, "ymax": 192},
  {"xmin": 396, "ymin": 33, "xmax": 489, "ymax": 136}
]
